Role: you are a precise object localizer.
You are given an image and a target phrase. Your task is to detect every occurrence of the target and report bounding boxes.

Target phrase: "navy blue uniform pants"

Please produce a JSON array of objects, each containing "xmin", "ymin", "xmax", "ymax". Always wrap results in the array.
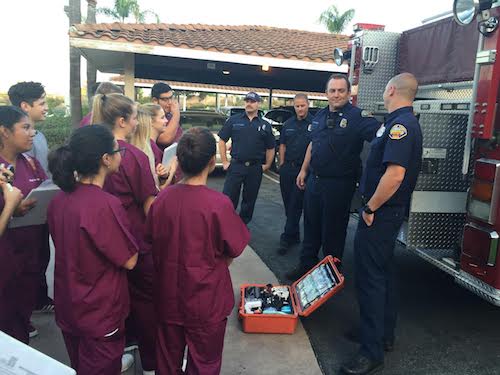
[
  {"xmin": 279, "ymin": 163, "xmax": 304, "ymax": 244},
  {"xmin": 354, "ymin": 205, "xmax": 405, "ymax": 361},
  {"xmin": 300, "ymin": 174, "xmax": 356, "ymax": 267},
  {"xmin": 223, "ymin": 162, "xmax": 263, "ymax": 224}
]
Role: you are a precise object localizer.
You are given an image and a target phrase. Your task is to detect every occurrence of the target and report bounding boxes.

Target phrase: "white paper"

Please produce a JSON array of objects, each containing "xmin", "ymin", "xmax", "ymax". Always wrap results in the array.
[
  {"xmin": 162, "ymin": 142, "xmax": 178, "ymax": 168},
  {"xmin": 9, "ymin": 180, "xmax": 60, "ymax": 228},
  {"xmin": 0, "ymin": 331, "xmax": 75, "ymax": 375}
]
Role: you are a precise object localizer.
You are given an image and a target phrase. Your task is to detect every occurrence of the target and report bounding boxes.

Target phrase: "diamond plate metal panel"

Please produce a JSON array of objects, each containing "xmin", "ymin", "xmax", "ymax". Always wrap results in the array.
[
  {"xmin": 415, "ymin": 106, "xmax": 471, "ymax": 191},
  {"xmin": 407, "ymin": 213, "xmax": 465, "ymax": 249},
  {"xmin": 417, "ymin": 82, "xmax": 473, "ymax": 101},
  {"xmin": 356, "ymin": 31, "xmax": 400, "ymax": 112}
]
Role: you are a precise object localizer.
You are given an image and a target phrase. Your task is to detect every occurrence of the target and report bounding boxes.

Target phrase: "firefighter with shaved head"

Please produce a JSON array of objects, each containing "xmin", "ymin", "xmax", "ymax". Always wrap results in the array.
[{"xmin": 341, "ymin": 73, "xmax": 423, "ymax": 375}]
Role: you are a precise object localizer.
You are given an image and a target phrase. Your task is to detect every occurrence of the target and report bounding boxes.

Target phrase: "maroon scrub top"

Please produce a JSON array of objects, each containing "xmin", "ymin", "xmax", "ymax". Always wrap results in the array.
[
  {"xmin": 103, "ymin": 140, "xmax": 158, "ymax": 253},
  {"xmin": 0, "ymin": 154, "xmax": 48, "ymax": 287},
  {"xmin": 47, "ymin": 184, "xmax": 139, "ymax": 338},
  {"xmin": 145, "ymin": 184, "xmax": 250, "ymax": 326},
  {"xmin": 150, "ymin": 138, "xmax": 163, "ymax": 167}
]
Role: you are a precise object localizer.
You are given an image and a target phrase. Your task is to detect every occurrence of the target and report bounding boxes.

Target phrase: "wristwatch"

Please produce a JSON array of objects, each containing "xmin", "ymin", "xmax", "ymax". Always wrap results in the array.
[{"xmin": 363, "ymin": 204, "xmax": 375, "ymax": 215}]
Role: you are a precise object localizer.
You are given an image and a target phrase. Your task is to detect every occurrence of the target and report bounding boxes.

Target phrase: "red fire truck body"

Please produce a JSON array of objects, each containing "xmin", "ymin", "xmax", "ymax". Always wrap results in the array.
[{"xmin": 343, "ymin": 3, "xmax": 500, "ymax": 306}]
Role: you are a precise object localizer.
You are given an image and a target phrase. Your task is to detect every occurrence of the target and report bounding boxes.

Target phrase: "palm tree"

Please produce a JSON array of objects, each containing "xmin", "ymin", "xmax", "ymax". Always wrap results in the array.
[
  {"xmin": 318, "ymin": 5, "xmax": 355, "ymax": 33},
  {"xmin": 98, "ymin": 0, "xmax": 159, "ymax": 23},
  {"xmin": 86, "ymin": 0, "xmax": 97, "ymax": 107},
  {"xmin": 67, "ymin": 0, "xmax": 82, "ymax": 128}
]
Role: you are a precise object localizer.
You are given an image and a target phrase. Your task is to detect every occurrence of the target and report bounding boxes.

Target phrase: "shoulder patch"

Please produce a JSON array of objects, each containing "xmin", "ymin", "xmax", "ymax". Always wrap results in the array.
[
  {"xmin": 361, "ymin": 110, "xmax": 373, "ymax": 118},
  {"xmin": 389, "ymin": 124, "xmax": 408, "ymax": 140}
]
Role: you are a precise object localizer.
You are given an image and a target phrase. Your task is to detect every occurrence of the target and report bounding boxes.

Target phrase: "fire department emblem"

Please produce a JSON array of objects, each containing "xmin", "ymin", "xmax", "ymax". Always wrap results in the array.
[
  {"xmin": 389, "ymin": 124, "xmax": 407, "ymax": 140},
  {"xmin": 340, "ymin": 118, "xmax": 348, "ymax": 128}
]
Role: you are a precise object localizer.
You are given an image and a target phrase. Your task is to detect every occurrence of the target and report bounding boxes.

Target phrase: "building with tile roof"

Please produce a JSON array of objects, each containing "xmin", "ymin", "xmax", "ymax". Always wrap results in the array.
[{"xmin": 70, "ymin": 23, "xmax": 349, "ymax": 101}]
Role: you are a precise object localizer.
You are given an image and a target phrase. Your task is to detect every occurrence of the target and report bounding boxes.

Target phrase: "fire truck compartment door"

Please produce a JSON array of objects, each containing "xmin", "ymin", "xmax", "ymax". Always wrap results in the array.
[{"xmin": 410, "ymin": 191, "xmax": 468, "ymax": 213}]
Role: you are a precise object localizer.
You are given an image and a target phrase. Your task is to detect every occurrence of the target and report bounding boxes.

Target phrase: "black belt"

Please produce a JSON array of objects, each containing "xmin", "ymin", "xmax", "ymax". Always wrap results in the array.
[
  {"xmin": 233, "ymin": 159, "xmax": 259, "ymax": 166},
  {"xmin": 285, "ymin": 160, "xmax": 303, "ymax": 168},
  {"xmin": 313, "ymin": 173, "xmax": 355, "ymax": 180}
]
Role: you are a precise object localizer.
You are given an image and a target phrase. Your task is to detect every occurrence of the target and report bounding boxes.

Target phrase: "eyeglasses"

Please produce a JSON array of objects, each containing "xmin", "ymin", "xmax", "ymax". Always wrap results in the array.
[
  {"xmin": 158, "ymin": 94, "xmax": 175, "ymax": 102},
  {"xmin": 109, "ymin": 147, "xmax": 127, "ymax": 156}
]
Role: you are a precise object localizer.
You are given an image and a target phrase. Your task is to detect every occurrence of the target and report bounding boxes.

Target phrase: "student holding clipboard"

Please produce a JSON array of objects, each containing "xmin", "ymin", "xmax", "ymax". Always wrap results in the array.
[{"xmin": 0, "ymin": 106, "xmax": 49, "ymax": 344}]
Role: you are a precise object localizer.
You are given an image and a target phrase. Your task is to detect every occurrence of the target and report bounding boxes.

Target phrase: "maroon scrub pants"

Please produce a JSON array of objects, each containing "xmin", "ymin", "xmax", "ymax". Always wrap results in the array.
[
  {"xmin": 156, "ymin": 318, "xmax": 227, "ymax": 375},
  {"xmin": 0, "ymin": 271, "xmax": 38, "ymax": 344},
  {"xmin": 127, "ymin": 252, "xmax": 157, "ymax": 371},
  {"xmin": 62, "ymin": 330, "xmax": 124, "ymax": 375}
]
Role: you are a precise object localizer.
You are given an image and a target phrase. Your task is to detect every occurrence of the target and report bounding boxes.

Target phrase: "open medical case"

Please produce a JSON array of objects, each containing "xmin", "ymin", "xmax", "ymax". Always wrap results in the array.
[{"xmin": 239, "ymin": 255, "xmax": 344, "ymax": 334}]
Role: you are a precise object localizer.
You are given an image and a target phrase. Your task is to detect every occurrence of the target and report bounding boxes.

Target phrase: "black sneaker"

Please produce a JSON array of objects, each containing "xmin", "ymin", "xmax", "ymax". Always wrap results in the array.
[{"xmin": 285, "ymin": 264, "xmax": 310, "ymax": 281}]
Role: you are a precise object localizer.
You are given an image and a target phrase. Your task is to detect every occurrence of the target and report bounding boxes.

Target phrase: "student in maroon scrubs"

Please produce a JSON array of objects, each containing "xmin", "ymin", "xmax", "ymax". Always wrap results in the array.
[
  {"xmin": 131, "ymin": 104, "xmax": 175, "ymax": 189},
  {"xmin": 146, "ymin": 127, "xmax": 250, "ymax": 375},
  {"xmin": 91, "ymin": 93, "xmax": 160, "ymax": 374},
  {"xmin": 47, "ymin": 125, "xmax": 139, "ymax": 375},
  {"xmin": 0, "ymin": 105, "xmax": 48, "ymax": 344}
]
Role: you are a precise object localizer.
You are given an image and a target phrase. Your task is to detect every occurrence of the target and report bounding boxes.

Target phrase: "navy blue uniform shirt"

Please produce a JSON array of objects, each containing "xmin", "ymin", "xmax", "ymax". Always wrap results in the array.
[
  {"xmin": 360, "ymin": 106, "xmax": 423, "ymax": 207},
  {"xmin": 309, "ymin": 103, "xmax": 379, "ymax": 178},
  {"xmin": 279, "ymin": 113, "xmax": 313, "ymax": 164},
  {"xmin": 218, "ymin": 112, "xmax": 275, "ymax": 161}
]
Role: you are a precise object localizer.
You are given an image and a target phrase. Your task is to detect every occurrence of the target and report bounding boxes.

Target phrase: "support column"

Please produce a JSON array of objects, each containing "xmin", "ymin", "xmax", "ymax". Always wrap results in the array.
[
  {"xmin": 268, "ymin": 88, "xmax": 273, "ymax": 110},
  {"xmin": 124, "ymin": 54, "xmax": 135, "ymax": 100},
  {"xmin": 215, "ymin": 93, "xmax": 220, "ymax": 111}
]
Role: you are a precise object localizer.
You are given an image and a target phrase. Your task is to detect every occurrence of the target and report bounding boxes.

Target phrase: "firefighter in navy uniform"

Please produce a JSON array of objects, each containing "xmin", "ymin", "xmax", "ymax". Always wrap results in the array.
[
  {"xmin": 341, "ymin": 73, "xmax": 423, "ymax": 375},
  {"xmin": 277, "ymin": 93, "xmax": 313, "ymax": 254},
  {"xmin": 286, "ymin": 74, "xmax": 379, "ymax": 280},
  {"xmin": 218, "ymin": 92, "xmax": 275, "ymax": 224}
]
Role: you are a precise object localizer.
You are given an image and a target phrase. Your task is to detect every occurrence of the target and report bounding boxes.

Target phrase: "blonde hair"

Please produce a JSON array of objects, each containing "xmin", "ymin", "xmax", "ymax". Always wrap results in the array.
[
  {"xmin": 90, "ymin": 93, "xmax": 135, "ymax": 129},
  {"xmin": 130, "ymin": 103, "xmax": 162, "ymax": 187}
]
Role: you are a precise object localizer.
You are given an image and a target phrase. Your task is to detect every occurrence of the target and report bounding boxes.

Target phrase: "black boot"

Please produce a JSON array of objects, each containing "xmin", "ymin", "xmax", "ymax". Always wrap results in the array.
[
  {"xmin": 277, "ymin": 239, "xmax": 290, "ymax": 255},
  {"xmin": 285, "ymin": 263, "xmax": 310, "ymax": 281},
  {"xmin": 340, "ymin": 354, "xmax": 383, "ymax": 374}
]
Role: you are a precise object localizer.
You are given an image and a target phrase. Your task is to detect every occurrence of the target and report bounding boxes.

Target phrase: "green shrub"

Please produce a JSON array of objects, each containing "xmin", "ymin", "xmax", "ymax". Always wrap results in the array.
[{"xmin": 37, "ymin": 115, "xmax": 73, "ymax": 150}]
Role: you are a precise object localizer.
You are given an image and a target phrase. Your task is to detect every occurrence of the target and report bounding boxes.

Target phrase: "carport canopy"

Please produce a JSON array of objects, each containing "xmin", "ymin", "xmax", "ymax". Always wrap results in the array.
[{"xmin": 69, "ymin": 23, "xmax": 349, "ymax": 98}]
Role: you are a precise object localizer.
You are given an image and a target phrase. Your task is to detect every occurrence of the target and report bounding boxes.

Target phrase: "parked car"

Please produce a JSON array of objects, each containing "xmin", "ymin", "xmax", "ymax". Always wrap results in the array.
[
  {"xmin": 180, "ymin": 110, "xmax": 230, "ymax": 167},
  {"xmin": 264, "ymin": 106, "xmax": 322, "ymax": 132}
]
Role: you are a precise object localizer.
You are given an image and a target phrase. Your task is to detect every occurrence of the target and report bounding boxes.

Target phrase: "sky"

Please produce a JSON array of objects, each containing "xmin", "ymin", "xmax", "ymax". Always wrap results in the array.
[{"xmin": 0, "ymin": 0, "xmax": 454, "ymax": 97}]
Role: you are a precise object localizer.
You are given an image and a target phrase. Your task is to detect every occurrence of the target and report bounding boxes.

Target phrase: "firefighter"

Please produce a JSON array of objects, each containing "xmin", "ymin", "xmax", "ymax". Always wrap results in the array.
[
  {"xmin": 286, "ymin": 74, "xmax": 379, "ymax": 280},
  {"xmin": 340, "ymin": 73, "xmax": 423, "ymax": 375},
  {"xmin": 277, "ymin": 93, "xmax": 313, "ymax": 254},
  {"xmin": 218, "ymin": 92, "xmax": 275, "ymax": 224}
]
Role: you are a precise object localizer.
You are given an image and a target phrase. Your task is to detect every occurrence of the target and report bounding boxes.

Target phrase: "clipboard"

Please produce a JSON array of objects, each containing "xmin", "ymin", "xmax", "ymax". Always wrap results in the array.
[
  {"xmin": 8, "ymin": 180, "xmax": 60, "ymax": 228},
  {"xmin": 162, "ymin": 142, "xmax": 178, "ymax": 168},
  {"xmin": 0, "ymin": 331, "xmax": 75, "ymax": 374}
]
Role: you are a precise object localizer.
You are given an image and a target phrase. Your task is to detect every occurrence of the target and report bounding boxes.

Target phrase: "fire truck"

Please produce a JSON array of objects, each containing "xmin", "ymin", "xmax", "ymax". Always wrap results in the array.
[{"xmin": 335, "ymin": 0, "xmax": 500, "ymax": 306}]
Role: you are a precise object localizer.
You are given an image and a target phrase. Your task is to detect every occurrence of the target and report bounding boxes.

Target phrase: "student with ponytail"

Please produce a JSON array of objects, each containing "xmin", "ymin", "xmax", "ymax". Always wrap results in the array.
[
  {"xmin": 146, "ymin": 127, "xmax": 249, "ymax": 375},
  {"xmin": 91, "ymin": 93, "xmax": 159, "ymax": 375},
  {"xmin": 47, "ymin": 125, "xmax": 139, "ymax": 375},
  {"xmin": 0, "ymin": 105, "xmax": 49, "ymax": 344}
]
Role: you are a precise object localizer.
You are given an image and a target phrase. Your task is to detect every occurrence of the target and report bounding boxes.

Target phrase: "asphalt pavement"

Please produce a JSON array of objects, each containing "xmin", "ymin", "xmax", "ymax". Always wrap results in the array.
[{"xmin": 208, "ymin": 169, "xmax": 500, "ymax": 375}]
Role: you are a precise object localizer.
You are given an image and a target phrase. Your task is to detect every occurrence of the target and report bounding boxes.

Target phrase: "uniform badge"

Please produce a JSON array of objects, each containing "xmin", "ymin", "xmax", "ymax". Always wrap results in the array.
[
  {"xmin": 308, "ymin": 124, "xmax": 312, "ymax": 131},
  {"xmin": 340, "ymin": 118, "xmax": 348, "ymax": 128},
  {"xmin": 389, "ymin": 124, "xmax": 408, "ymax": 140},
  {"xmin": 262, "ymin": 124, "xmax": 266, "ymax": 131},
  {"xmin": 376, "ymin": 124, "xmax": 386, "ymax": 138},
  {"xmin": 361, "ymin": 110, "xmax": 373, "ymax": 118}
]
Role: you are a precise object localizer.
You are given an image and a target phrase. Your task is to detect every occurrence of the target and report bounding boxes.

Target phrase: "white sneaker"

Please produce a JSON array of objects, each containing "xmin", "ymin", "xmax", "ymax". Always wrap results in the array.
[
  {"xmin": 121, "ymin": 353, "xmax": 134, "ymax": 373},
  {"xmin": 143, "ymin": 371, "xmax": 155, "ymax": 375},
  {"xmin": 28, "ymin": 323, "xmax": 39, "ymax": 338}
]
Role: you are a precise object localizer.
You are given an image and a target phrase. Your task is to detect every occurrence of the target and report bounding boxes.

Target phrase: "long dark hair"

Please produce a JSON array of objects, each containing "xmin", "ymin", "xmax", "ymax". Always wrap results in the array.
[
  {"xmin": 176, "ymin": 127, "xmax": 216, "ymax": 177},
  {"xmin": 0, "ymin": 106, "xmax": 28, "ymax": 148},
  {"xmin": 49, "ymin": 125, "xmax": 115, "ymax": 192}
]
